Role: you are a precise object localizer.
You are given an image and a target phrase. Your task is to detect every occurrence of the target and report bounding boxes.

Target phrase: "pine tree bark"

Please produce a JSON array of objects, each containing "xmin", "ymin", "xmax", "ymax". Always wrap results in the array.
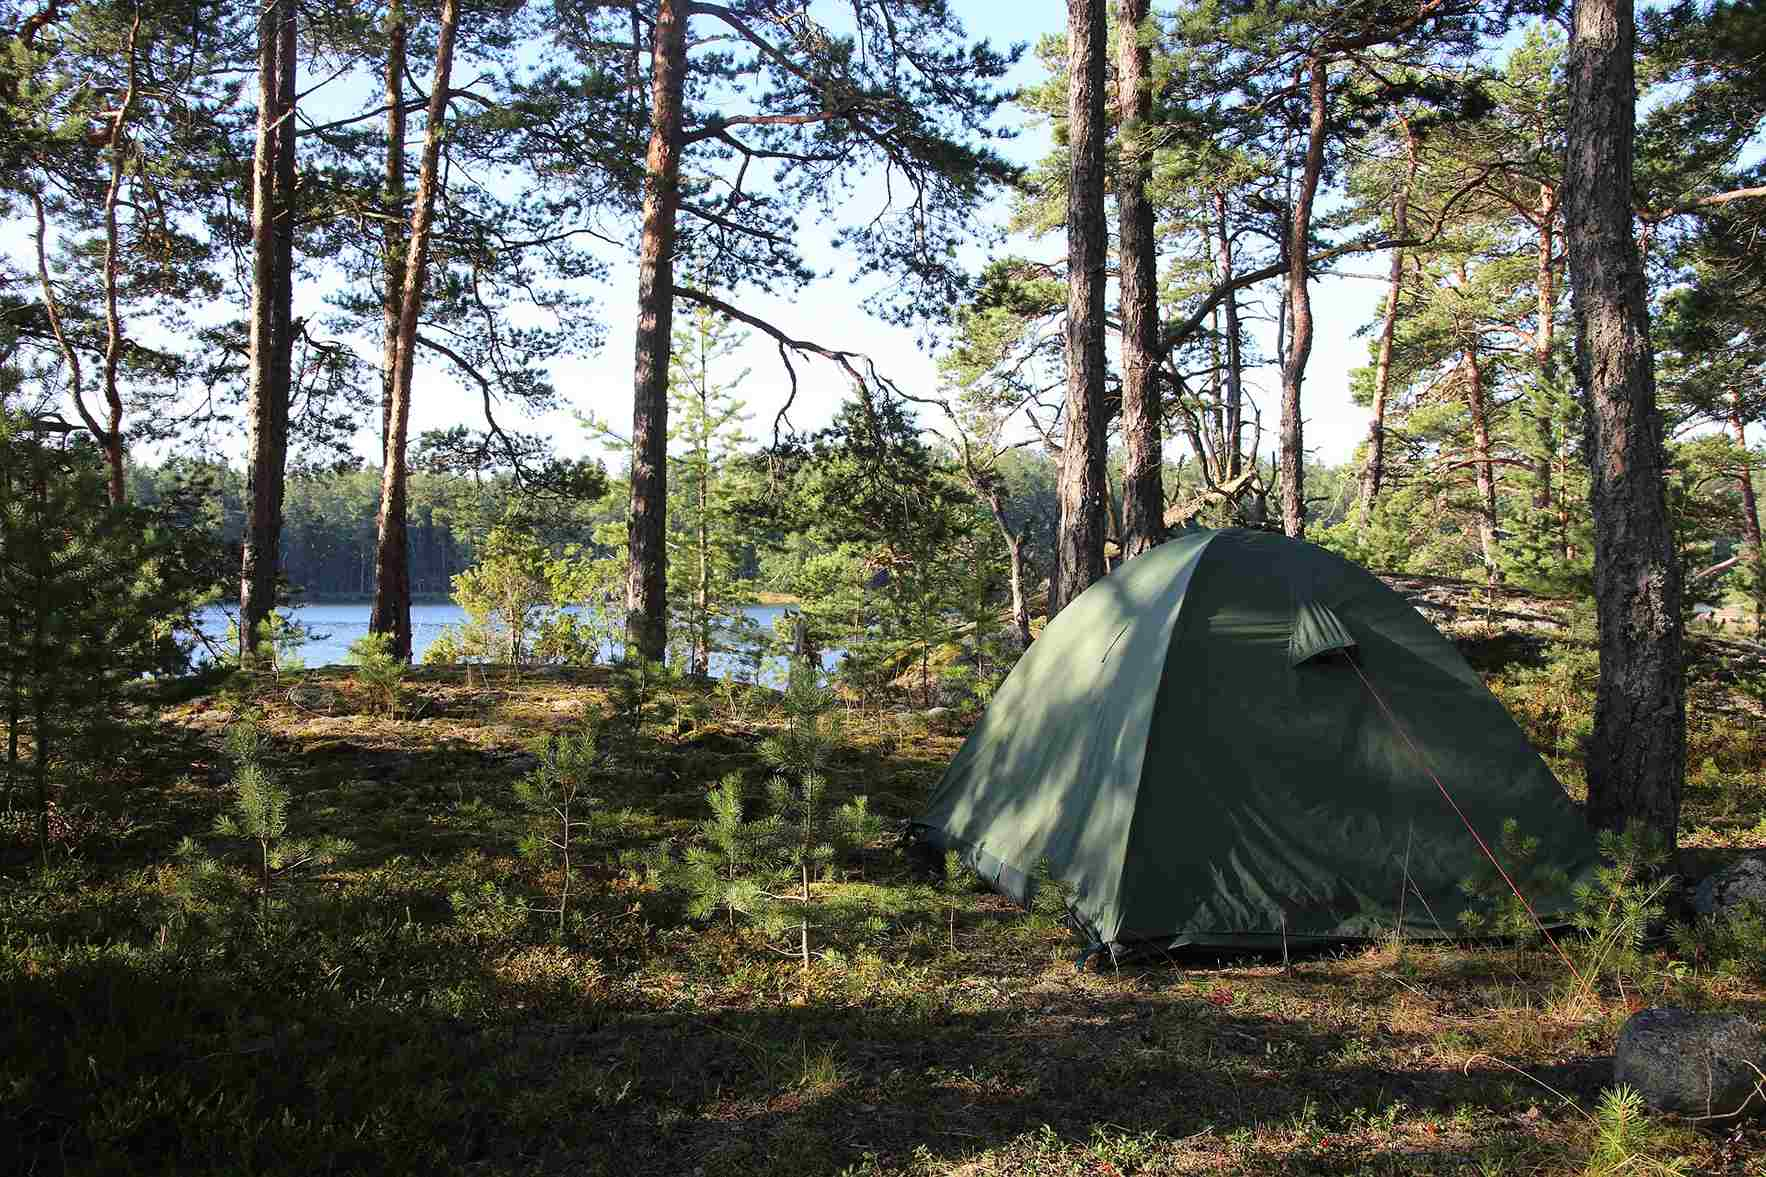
[
  {"xmin": 239, "ymin": 0, "xmax": 296, "ymax": 660},
  {"xmin": 97, "ymin": 11, "xmax": 139, "ymax": 507},
  {"xmin": 695, "ymin": 377, "xmax": 712, "ymax": 677},
  {"xmin": 1216, "ymin": 192, "xmax": 1244, "ymax": 479},
  {"xmin": 381, "ymin": 0, "xmax": 406, "ymax": 463},
  {"xmin": 1051, "ymin": 0, "xmax": 1108, "ymax": 617},
  {"xmin": 1357, "ymin": 122, "xmax": 1415, "ymax": 518},
  {"xmin": 1734, "ymin": 398, "xmax": 1763, "ymax": 636},
  {"xmin": 1116, "ymin": 0, "xmax": 1161, "ymax": 559},
  {"xmin": 626, "ymin": 0, "xmax": 689, "ymax": 661},
  {"xmin": 1463, "ymin": 348, "xmax": 1500, "ymax": 582},
  {"xmin": 1280, "ymin": 59, "xmax": 1328, "ymax": 539},
  {"xmin": 371, "ymin": 0, "xmax": 459, "ymax": 662},
  {"xmin": 1566, "ymin": 0, "xmax": 1685, "ymax": 844},
  {"xmin": 1532, "ymin": 183, "xmax": 1560, "ymax": 514}
]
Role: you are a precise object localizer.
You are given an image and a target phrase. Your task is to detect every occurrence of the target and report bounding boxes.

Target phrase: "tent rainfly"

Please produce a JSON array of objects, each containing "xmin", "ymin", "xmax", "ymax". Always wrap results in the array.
[{"xmin": 912, "ymin": 528, "xmax": 1598, "ymax": 955}]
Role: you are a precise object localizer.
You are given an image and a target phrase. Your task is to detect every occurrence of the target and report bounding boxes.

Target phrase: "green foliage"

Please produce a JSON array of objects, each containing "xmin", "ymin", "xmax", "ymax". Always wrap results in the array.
[
  {"xmin": 1029, "ymin": 855, "xmax": 1075, "ymax": 932},
  {"xmin": 431, "ymin": 514, "xmax": 613, "ymax": 669},
  {"xmin": 668, "ymin": 772, "xmax": 777, "ymax": 928},
  {"xmin": 609, "ymin": 655, "xmax": 675, "ymax": 763},
  {"xmin": 1670, "ymin": 901, "xmax": 1766, "ymax": 981},
  {"xmin": 183, "ymin": 714, "xmax": 351, "ymax": 937},
  {"xmin": 0, "ymin": 418, "xmax": 212, "ymax": 859},
  {"xmin": 346, "ymin": 632, "xmax": 405, "ymax": 716},
  {"xmin": 666, "ymin": 302, "xmax": 757, "ymax": 677},
  {"xmin": 759, "ymin": 665, "xmax": 844, "ymax": 887},
  {"xmin": 1571, "ymin": 827, "xmax": 1674, "ymax": 986},
  {"xmin": 657, "ymin": 663, "xmax": 880, "ymax": 971},
  {"xmin": 227, "ymin": 611, "xmax": 309, "ymax": 678},
  {"xmin": 1587, "ymin": 1085, "xmax": 1688, "ymax": 1176},
  {"xmin": 513, "ymin": 723, "xmax": 602, "ymax": 932},
  {"xmin": 1456, "ymin": 818, "xmax": 1570, "ymax": 943},
  {"xmin": 941, "ymin": 848, "xmax": 969, "ymax": 948}
]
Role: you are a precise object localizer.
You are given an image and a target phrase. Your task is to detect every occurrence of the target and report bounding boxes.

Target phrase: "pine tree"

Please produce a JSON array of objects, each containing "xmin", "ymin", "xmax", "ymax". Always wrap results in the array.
[
  {"xmin": 514, "ymin": 723, "xmax": 601, "ymax": 934},
  {"xmin": 0, "ymin": 415, "xmax": 208, "ymax": 860},
  {"xmin": 755, "ymin": 662, "xmax": 871, "ymax": 977},
  {"xmin": 191, "ymin": 713, "xmax": 352, "ymax": 939},
  {"xmin": 666, "ymin": 303, "xmax": 753, "ymax": 678}
]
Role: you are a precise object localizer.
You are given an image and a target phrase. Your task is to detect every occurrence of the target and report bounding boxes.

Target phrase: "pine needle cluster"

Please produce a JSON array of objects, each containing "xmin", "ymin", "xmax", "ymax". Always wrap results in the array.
[
  {"xmin": 1572, "ymin": 827, "xmax": 1674, "ymax": 986},
  {"xmin": 1456, "ymin": 817, "xmax": 1570, "ymax": 942}
]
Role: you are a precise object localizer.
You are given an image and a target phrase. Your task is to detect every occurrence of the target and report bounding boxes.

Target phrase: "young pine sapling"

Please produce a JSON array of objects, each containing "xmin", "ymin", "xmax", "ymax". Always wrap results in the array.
[
  {"xmin": 942, "ymin": 848, "xmax": 968, "ymax": 949},
  {"xmin": 347, "ymin": 632, "xmax": 407, "ymax": 717},
  {"xmin": 514, "ymin": 722, "xmax": 601, "ymax": 933},
  {"xmin": 184, "ymin": 714, "xmax": 351, "ymax": 937}
]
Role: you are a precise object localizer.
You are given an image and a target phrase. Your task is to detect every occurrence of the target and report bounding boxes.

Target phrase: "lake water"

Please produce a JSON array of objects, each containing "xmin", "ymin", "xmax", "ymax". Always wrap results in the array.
[{"xmin": 196, "ymin": 601, "xmax": 840, "ymax": 682}]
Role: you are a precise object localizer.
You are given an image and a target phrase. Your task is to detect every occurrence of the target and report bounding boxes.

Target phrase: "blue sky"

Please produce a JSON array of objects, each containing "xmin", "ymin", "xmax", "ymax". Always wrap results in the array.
[
  {"xmin": 516, "ymin": 4, "xmax": 1390, "ymax": 472},
  {"xmin": 1, "ymin": 4, "xmax": 1437, "ymax": 473}
]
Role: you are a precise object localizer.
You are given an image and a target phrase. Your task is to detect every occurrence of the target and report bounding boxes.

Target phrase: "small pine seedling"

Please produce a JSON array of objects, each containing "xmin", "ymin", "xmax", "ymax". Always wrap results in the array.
[
  {"xmin": 514, "ymin": 722, "xmax": 601, "ymax": 933},
  {"xmin": 202, "ymin": 715, "xmax": 351, "ymax": 936},
  {"xmin": 1573, "ymin": 826, "xmax": 1673, "ymax": 986},
  {"xmin": 347, "ymin": 632, "xmax": 407, "ymax": 716},
  {"xmin": 941, "ymin": 849, "xmax": 968, "ymax": 949},
  {"xmin": 1456, "ymin": 818, "xmax": 1569, "ymax": 951}
]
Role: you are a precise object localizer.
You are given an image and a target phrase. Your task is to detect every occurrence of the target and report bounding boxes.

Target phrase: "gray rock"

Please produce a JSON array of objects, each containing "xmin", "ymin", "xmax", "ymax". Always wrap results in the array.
[
  {"xmin": 1614, "ymin": 1007, "xmax": 1766, "ymax": 1117},
  {"xmin": 922, "ymin": 706, "xmax": 951, "ymax": 722},
  {"xmin": 286, "ymin": 685, "xmax": 339, "ymax": 713},
  {"xmin": 1694, "ymin": 854, "xmax": 1766, "ymax": 916}
]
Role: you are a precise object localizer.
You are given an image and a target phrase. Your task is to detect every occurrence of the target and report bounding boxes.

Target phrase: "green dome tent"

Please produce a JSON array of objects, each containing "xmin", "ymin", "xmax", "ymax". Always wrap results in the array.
[{"xmin": 912, "ymin": 528, "xmax": 1597, "ymax": 955}]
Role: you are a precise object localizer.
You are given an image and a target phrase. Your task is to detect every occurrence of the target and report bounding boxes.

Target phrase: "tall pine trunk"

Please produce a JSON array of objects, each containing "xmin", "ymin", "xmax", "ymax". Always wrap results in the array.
[
  {"xmin": 1051, "ymin": 0, "xmax": 1108, "ymax": 618},
  {"xmin": 1279, "ymin": 59, "xmax": 1328, "ymax": 539},
  {"xmin": 1532, "ymin": 183, "xmax": 1560, "ymax": 515},
  {"xmin": 626, "ymin": 0, "xmax": 689, "ymax": 661},
  {"xmin": 97, "ymin": 12, "xmax": 139, "ymax": 507},
  {"xmin": 1566, "ymin": 0, "xmax": 1685, "ymax": 844},
  {"xmin": 695, "ymin": 377, "xmax": 711, "ymax": 677},
  {"xmin": 1116, "ymin": 0, "xmax": 1161, "ymax": 558},
  {"xmin": 381, "ymin": 0, "xmax": 406, "ymax": 462},
  {"xmin": 1216, "ymin": 192, "xmax": 1244, "ymax": 478},
  {"xmin": 371, "ymin": 0, "xmax": 459, "ymax": 662},
  {"xmin": 1734, "ymin": 399, "xmax": 1763, "ymax": 636},
  {"xmin": 1357, "ymin": 122, "xmax": 1415, "ymax": 518},
  {"xmin": 239, "ymin": 0, "xmax": 296, "ymax": 660},
  {"xmin": 1463, "ymin": 349, "xmax": 1500, "ymax": 582}
]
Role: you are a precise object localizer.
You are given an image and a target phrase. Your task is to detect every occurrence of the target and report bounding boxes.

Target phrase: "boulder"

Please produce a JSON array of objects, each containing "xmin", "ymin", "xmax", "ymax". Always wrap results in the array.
[
  {"xmin": 1614, "ymin": 1007, "xmax": 1765, "ymax": 1117},
  {"xmin": 1694, "ymin": 854, "xmax": 1766, "ymax": 916},
  {"xmin": 286, "ymin": 685, "xmax": 339, "ymax": 714}
]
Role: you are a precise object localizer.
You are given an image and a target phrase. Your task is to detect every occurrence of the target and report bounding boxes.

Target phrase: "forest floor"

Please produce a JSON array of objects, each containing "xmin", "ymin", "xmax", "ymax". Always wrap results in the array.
[{"xmin": 3, "ymin": 620, "xmax": 1766, "ymax": 1175}]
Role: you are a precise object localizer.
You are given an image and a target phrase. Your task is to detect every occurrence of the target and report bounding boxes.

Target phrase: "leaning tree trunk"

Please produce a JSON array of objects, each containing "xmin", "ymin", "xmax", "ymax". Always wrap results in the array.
[
  {"xmin": 239, "ymin": 0, "xmax": 296, "ymax": 661},
  {"xmin": 1357, "ymin": 122, "xmax": 1415, "ymax": 519},
  {"xmin": 1116, "ymin": 0, "xmax": 1161, "ymax": 559},
  {"xmin": 625, "ymin": 0, "xmax": 689, "ymax": 662},
  {"xmin": 1566, "ymin": 0, "xmax": 1685, "ymax": 845},
  {"xmin": 1279, "ymin": 58, "xmax": 1328, "ymax": 539},
  {"xmin": 381, "ymin": 0, "xmax": 406, "ymax": 462},
  {"xmin": 1050, "ymin": 0, "xmax": 1109, "ymax": 617},
  {"xmin": 371, "ymin": 0, "xmax": 459, "ymax": 662},
  {"xmin": 1734, "ymin": 398, "xmax": 1763, "ymax": 636}
]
